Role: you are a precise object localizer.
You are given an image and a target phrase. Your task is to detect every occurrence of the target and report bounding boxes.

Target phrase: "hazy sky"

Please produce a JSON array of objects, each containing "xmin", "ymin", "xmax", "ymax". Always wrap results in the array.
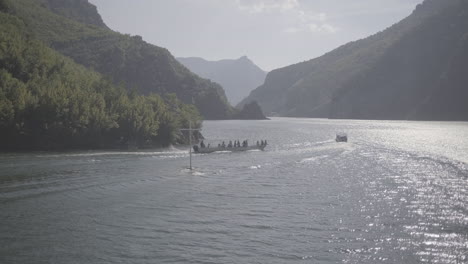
[{"xmin": 88, "ymin": 0, "xmax": 424, "ymax": 71}]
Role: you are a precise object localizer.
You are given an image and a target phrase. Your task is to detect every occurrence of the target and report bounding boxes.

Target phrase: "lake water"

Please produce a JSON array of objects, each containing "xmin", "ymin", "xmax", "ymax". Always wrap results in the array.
[{"xmin": 1, "ymin": 118, "xmax": 467, "ymax": 263}]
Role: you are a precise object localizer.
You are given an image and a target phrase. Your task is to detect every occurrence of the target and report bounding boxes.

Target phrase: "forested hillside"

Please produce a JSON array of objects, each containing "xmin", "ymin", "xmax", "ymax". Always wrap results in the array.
[
  {"xmin": 242, "ymin": 0, "xmax": 468, "ymax": 121},
  {"xmin": 6, "ymin": 0, "xmax": 233, "ymax": 120},
  {"xmin": 0, "ymin": 6, "xmax": 201, "ymax": 150},
  {"xmin": 177, "ymin": 56, "xmax": 267, "ymax": 105}
]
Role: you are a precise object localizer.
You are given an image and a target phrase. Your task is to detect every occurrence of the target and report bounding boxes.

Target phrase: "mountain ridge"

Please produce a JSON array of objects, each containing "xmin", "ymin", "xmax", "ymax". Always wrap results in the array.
[
  {"xmin": 7, "ymin": 0, "xmax": 234, "ymax": 120},
  {"xmin": 37, "ymin": 0, "xmax": 108, "ymax": 29},
  {"xmin": 241, "ymin": 0, "xmax": 467, "ymax": 120}
]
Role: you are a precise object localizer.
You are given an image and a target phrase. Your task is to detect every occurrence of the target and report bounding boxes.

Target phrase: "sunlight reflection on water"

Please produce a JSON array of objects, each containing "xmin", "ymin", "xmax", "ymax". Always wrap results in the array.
[{"xmin": 0, "ymin": 118, "xmax": 467, "ymax": 263}]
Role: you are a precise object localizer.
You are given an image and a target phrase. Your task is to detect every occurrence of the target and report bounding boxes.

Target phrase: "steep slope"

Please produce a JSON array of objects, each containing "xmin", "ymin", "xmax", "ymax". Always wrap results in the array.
[
  {"xmin": 330, "ymin": 0, "xmax": 468, "ymax": 120},
  {"xmin": 6, "ymin": 0, "xmax": 233, "ymax": 120},
  {"xmin": 242, "ymin": 0, "xmax": 467, "ymax": 120},
  {"xmin": 177, "ymin": 56, "xmax": 267, "ymax": 105}
]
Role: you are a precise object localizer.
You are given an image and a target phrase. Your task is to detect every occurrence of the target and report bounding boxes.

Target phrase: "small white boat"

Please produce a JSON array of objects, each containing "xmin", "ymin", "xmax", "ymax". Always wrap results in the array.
[{"xmin": 336, "ymin": 133, "xmax": 348, "ymax": 142}]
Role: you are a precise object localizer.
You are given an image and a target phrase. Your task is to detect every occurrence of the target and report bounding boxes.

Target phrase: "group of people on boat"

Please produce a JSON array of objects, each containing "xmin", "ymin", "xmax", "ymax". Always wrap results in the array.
[{"xmin": 199, "ymin": 139, "xmax": 267, "ymax": 149}]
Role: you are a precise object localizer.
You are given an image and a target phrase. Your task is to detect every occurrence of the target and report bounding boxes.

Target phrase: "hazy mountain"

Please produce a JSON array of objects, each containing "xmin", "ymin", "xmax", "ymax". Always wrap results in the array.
[
  {"xmin": 241, "ymin": 0, "xmax": 468, "ymax": 121},
  {"xmin": 7, "ymin": 0, "xmax": 233, "ymax": 120},
  {"xmin": 177, "ymin": 56, "xmax": 267, "ymax": 105}
]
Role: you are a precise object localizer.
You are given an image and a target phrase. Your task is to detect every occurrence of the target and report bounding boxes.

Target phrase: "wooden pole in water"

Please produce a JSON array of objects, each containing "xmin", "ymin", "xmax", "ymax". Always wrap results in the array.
[
  {"xmin": 180, "ymin": 121, "xmax": 200, "ymax": 171},
  {"xmin": 189, "ymin": 121, "xmax": 192, "ymax": 170}
]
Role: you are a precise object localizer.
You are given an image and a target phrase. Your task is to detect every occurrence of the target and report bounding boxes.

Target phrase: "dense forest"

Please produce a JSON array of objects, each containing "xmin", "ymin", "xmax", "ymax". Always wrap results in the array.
[
  {"xmin": 0, "ymin": 7, "xmax": 201, "ymax": 150},
  {"xmin": 241, "ymin": 0, "xmax": 468, "ymax": 121}
]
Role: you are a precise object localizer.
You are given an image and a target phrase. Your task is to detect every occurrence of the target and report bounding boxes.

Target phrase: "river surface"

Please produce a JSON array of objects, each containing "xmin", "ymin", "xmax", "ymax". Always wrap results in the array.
[{"xmin": 1, "ymin": 118, "xmax": 467, "ymax": 264}]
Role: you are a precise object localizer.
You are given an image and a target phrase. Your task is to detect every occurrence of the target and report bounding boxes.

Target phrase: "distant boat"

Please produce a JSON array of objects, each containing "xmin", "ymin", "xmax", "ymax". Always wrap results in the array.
[
  {"xmin": 336, "ymin": 133, "xmax": 348, "ymax": 142},
  {"xmin": 193, "ymin": 144, "xmax": 266, "ymax": 154}
]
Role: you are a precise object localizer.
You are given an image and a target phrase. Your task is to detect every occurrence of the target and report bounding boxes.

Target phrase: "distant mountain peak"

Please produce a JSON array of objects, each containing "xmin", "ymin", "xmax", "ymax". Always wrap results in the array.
[
  {"xmin": 177, "ymin": 56, "xmax": 267, "ymax": 105},
  {"xmin": 237, "ymin": 55, "xmax": 255, "ymax": 65}
]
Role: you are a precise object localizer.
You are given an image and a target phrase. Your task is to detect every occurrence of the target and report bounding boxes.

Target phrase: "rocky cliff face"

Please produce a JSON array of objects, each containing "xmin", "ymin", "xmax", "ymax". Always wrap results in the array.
[
  {"xmin": 242, "ymin": 0, "xmax": 468, "ymax": 121},
  {"xmin": 177, "ymin": 56, "xmax": 267, "ymax": 105}
]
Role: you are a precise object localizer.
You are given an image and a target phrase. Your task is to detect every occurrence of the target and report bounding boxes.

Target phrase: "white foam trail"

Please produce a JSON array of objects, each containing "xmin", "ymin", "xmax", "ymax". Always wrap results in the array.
[
  {"xmin": 299, "ymin": 155, "xmax": 329, "ymax": 163},
  {"xmin": 36, "ymin": 150, "xmax": 187, "ymax": 158}
]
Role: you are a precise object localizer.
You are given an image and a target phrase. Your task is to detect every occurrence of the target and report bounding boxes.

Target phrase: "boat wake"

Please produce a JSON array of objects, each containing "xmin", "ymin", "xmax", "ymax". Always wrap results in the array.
[
  {"xmin": 298, "ymin": 155, "xmax": 330, "ymax": 164},
  {"xmin": 35, "ymin": 148, "xmax": 188, "ymax": 159}
]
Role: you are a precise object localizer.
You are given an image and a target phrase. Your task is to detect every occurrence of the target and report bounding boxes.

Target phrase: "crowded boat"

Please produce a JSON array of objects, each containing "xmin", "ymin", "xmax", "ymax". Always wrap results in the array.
[{"xmin": 193, "ymin": 139, "xmax": 268, "ymax": 153}]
